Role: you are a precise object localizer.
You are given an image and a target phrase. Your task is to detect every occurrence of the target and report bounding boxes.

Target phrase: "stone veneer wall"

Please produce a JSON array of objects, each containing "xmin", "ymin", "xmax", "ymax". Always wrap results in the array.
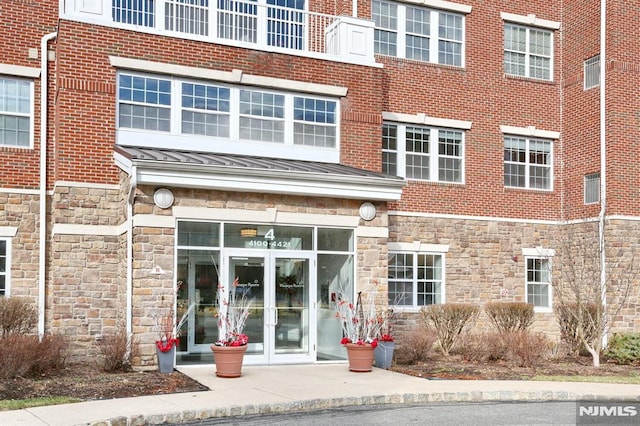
[
  {"xmin": 388, "ymin": 215, "xmax": 640, "ymax": 351},
  {"xmin": 131, "ymin": 185, "xmax": 389, "ymax": 368},
  {"xmin": 48, "ymin": 180, "xmax": 128, "ymax": 361},
  {"xmin": 0, "ymin": 191, "xmax": 40, "ymax": 300}
]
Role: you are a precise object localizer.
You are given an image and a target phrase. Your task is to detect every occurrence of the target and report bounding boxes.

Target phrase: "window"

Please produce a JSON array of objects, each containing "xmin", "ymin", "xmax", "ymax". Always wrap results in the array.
[
  {"xmin": 117, "ymin": 72, "xmax": 338, "ymax": 159},
  {"xmin": 112, "ymin": 0, "xmax": 155, "ymax": 27},
  {"xmin": 388, "ymin": 252, "xmax": 443, "ymax": 307},
  {"xmin": 372, "ymin": 0, "xmax": 464, "ymax": 66},
  {"xmin": 584, "ymin": 172, "xmax": 600, "ymax": 204},
  {"xmin": 383, "ymin": 122, "xmax": 464, "ymax": 183},
  {"xmin": 503, "ymin": 136, "xmax": 552, "ymax": 190},
  {"xmin": 504, "ymin": 23, "xmax": 552, "ymax": 80},
  {"xmin": 0, "ymin": 239, "xmax": 7, "ymax": 296},
  {"xmin": 0, "ymin": 77, "xmax": 33, "ymax": 148},
  {"xmin": 166, "ymin": 0, "xmax": 209, "ymax": 36},
  {"xmin": 526, "ymin": 257, "xmax": 550, "ymax": 308},
  {"xmin": 584, "ymin": 55, "xmax": 600, "ymax": 90}
]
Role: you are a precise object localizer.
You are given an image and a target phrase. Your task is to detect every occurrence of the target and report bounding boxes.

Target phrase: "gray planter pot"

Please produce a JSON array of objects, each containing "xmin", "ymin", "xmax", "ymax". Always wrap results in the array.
[
  {"xmin": 156, "ymin": 345, "xmax": 176, "ymax": 373},
  {"xmin": 374, "ymin": 341, "xmax": 395, "ymax": 369}
]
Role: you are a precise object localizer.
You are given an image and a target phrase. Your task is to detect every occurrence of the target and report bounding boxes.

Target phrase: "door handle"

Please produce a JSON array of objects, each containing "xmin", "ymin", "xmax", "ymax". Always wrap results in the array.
[{"xmin": 273, "ymin": 306, "xmax": 278, "ymax": 326}]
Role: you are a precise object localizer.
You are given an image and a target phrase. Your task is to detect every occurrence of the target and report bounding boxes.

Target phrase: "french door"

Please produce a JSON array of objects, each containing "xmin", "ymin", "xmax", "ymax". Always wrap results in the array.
[{"xmin": 226, "ymin": 250, "xmax": 315, "ymax": 364}]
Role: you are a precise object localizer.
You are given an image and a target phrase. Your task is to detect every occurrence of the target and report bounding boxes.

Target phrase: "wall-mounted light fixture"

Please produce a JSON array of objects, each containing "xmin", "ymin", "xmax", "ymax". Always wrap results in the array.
[
  {"xmin": 359, "ymin": 202, "xmax": 377, "ymax": 221},
  {"xmin": 240, "ymin": 228, "xmax": 258, "ymax": 238},
  {"xmin": 153, "ymin": 188, "xmax": 174, "ymax": 209}
]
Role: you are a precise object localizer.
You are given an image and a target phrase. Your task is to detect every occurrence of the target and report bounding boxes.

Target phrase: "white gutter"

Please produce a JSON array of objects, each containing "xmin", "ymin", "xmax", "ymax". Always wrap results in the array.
[
  {"xmin": 126, "ymin": 167, "xmax": 137, "ymax": 336},
  {"xmin": 38, "ymin": 32, "xmax": 57, "ymax": 338},
  {"xmin": 598, "ymin": 0, "xmax": 607, "ymax": 346}
]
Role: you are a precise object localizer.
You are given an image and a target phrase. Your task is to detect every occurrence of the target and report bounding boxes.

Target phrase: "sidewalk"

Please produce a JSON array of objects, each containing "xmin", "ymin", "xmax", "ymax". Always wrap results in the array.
[{"xmin": 3, "ymin": 364, "xmax": 640, "ymax": 425}]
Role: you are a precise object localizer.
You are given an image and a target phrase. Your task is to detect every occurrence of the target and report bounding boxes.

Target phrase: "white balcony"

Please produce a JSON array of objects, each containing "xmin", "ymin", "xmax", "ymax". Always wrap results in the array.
[{"xmin": 61, "ymin": 0, "xmax": 378, "ymax": 66}]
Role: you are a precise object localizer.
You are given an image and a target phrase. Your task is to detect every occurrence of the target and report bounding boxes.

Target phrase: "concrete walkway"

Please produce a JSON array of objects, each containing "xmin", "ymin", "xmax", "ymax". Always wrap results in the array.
[{"xmin": 2, "ymin": 364, "xmax": 640, "ymax": 425}]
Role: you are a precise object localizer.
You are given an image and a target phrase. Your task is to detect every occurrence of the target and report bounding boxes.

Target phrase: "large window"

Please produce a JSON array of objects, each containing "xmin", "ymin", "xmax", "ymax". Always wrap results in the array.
[
  {"xmin": 383, "ymin": 123, "xmax": 464, "ymax": 183},
  {"xmin": 388, "ymin": 252, "xmax": 444, "ymax": 307},
  {"xmin": 504, "ymin": 23, "xmax": 552, "ymax": 80},
  {"xmin": 0, "ymin": 240, "xmax": 8, "ymax": 296},
  {"xmin": 372, "ymin": 0, "xmax": 464, "ymax": 66},
  {"xmin": 0, "ymin": 77, "xmax": 33, "ymax": 148},
  {"xmin": 503, "ymin": 136, "xmax": 552, "ymax": 190},
  {"xmin": 526, "ymin": 257, "xmax": 550, "ymax": 309},
  {"xmin": 117, "ymin": 72, "xmax": 338, "ymax": 159}
]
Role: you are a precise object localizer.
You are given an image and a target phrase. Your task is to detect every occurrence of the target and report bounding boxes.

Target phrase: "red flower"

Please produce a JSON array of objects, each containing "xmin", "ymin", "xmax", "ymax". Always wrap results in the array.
[
  {"xmin": 340, "ymin": 337, "xmax": 351, "ymax": 345},
  {"xmin": 380, "ymin": 334, "xmax": 394, "ymax": 342},
  {"xmin": 156, "ymin": 338, "xmax": 179, "ymax": 353}
]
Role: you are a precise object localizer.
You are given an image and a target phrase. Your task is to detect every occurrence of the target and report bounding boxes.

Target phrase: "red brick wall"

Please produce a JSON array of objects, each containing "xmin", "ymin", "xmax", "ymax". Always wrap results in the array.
[{"xmin": 0, "ymin": 0, "xmax": 57, "ymax": 189}]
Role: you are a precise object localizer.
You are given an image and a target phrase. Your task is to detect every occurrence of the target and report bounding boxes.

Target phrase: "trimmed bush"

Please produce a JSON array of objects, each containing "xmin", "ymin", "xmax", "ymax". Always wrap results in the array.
[
  {"xmin": 394, "ymin": 326, "xmax": 436, "ymax": 365},
  {"xmin": 97, "ymin": 329, "xmax": 140, "ymax": 372},
  {"xmin": 0, "ymin": 297, "xmax": 37, "ymax": 337},
  {"xmin": 605, "ymin": 333, "xmax": 640, "ymax": 365},
  {"xmin": 0, "ymin": 334, "xmax": 67, "ymax": 379},
  {"xmin": 485, "ymin": 302, "xmax": 534, "ymax": 333},
  {"xmin": 555, "ymin": 303, "xmax": 599, "ymax": 355},
  {"xmin": 457, "ymin": 331, "xmax": 549, "ymax": 369},
  {"xmin": 421, "ymin": 303, "xmax": 479, "ymax": 356}
]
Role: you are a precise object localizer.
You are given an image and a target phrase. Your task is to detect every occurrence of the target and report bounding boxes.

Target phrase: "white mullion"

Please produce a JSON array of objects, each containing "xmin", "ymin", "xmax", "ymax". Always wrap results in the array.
[
  {"xmin": 229, "ymin": 86, "xmax": 240, "ymax": 141},
  {"xmin": 524, "ymin": 138, "xmax": 531, "ymax": 189},
  {"xmin": 524, "ymin": 27, "xmax": 531, "ymax": 78},
  {"xmin": 172, "ymin": 78, "xmax": 182, "ymax": 136},
  {"xmin": 430, "ymin": 128, "xmax": 439, "ymax": 182},
  {"xmin": 397, "ymin": 4, "xmax": 407, "ymax": 59},
  {"xmin": 210, "ymin": 0, "xmax": 217, "ymax": 39},
  {"xmin": 412, "ymin": 253, "xmax": 419, "ymax": 308},
  {"xmin": 284, "ymin": 94, "xmax": 293, "ymax": 147},
  {"xmin": 398, "ymin": 124, "xmax": 407, "ymax": 179},
  {"xmin": 256, "ymin": 0, "xmax": 268, "ymax": 49},
  {"xmin": 430, "ymin": 10, "xmax": 439, "ymax": 64}
]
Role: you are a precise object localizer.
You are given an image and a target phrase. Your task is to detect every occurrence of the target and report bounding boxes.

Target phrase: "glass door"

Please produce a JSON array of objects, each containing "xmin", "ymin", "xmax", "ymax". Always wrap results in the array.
[
  {"xmin": 271, "ymin": 254, "xmax": 314, "ymax": 363},
  {"xmin": 226, "ymin": 251, "xmax": 315, "ymax": 364}
]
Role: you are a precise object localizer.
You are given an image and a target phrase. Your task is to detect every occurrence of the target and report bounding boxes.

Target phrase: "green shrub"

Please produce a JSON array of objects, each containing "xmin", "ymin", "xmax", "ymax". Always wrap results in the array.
[
  {"xmin": 485, "ymin": 302, "xmax": 534, "ymax": 333},
  {"xmin": 0, "ymin": 297, "xmax": 37, "ymax": 337},
  {"xmin": 605, "ymin": 333, "xmax": 640, "ymax": 365},
  {"xmin": 555, "ymin": 303, "xmax": 599, "ymax": 355},
  {"xmin": 421, "ymin": 303, "xmax": 479, "ymax": 356}
]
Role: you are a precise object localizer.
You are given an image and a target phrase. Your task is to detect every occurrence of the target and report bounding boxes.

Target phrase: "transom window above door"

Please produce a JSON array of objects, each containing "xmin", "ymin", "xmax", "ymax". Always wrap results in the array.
[{"xmin": 116, "ymin": 72, "xmax": 340, "ymax": 162}]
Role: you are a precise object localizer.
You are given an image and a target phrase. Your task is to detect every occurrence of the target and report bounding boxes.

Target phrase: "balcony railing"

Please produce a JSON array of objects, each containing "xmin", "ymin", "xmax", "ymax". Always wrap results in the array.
[{"xmin": 62, "ymin": 0, "xmax": 376, "ymax": 65}]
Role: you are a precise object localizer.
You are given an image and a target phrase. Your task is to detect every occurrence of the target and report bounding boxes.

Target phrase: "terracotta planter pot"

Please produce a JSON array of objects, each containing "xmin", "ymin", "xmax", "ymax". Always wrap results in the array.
[
  {"xmin": 345, "ymin": 343, "xmax": 375, "ymax": 372},
  {"xmin": 210, "ymin": 344, "xmax": 248, "ymax": 378}
]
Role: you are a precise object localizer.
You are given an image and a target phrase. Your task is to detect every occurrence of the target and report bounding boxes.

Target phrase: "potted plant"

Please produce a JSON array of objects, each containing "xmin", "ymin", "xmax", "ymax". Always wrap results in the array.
[
  {"xmin": 210, "ymin": 277, "xmax": 253, "ymax": 378},
  {"xmin": 154, "ymin": 288, "xmax": 194, "ymax": 373},
  {"xmin": 373, "ymin": 306, "xmax": 396, "ymax": 369},
  {"xmin": 335, "ymin": 288, "xmax": 384, "ymax": 372}
]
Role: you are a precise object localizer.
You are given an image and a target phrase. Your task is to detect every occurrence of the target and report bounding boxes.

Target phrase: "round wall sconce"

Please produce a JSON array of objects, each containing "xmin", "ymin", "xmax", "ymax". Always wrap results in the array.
[
  {"xmin": 153, "ymin": 188, "xmax": 174, "ymax": 209},
  {"xmin": 359, "ymin": 202, "xmax": 377, "ymax": 221}
]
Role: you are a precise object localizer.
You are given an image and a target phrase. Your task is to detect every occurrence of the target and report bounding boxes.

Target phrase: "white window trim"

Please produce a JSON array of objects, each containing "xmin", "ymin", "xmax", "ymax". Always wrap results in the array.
[
  {"xmin": 500, "ymin": 125, "xmax": 559, "ymax": 140},
  {"xmin": 0, "ymin": 237, "xmax": 11, "ymax": 297},
  {"xmin": 523, "ymin": 247, "xmax": 554, "ymax": 313},
  {"xmin": 0, "ymin": 75, "xmax": 35, "ymax": 149},
  {"xmin": 115, "ymin": 70, "xmax": 341, "ymax": 162},
  {"xmin": 501, "ymin": 15, "xmax": 556, "ymax": 81},
  {"xmin": 383, "ymin": 112, "xmax": 472, "ymax": 130},
  {"xmin": 503, "ymin": 134, "xmax": 554, "ymax": 191},
  {"xmin": 500, "ymin": 12, "xmax": 560, "ymax": 30},
  {"xmin": 109, "ymin": 56, "xmax": 347, "ymax": 97},
  {"xmin": 373, "ymin": 0, "xmax": 467, "ymax": 67},
  {"xmin": 388, "ymin": 246, "xmax": 447, "ymax": 311},
  {"xmin": 384, "ymin": 121, "xmax": 466, "ymax": 184},
  {"xmin": 401, "ymin": 0, "xmax": 472, "ymax": 14}
]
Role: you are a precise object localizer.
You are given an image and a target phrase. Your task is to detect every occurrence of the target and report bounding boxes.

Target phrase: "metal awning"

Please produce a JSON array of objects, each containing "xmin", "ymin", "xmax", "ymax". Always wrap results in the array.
[{"xmin": 114, "ymin": 146, "xmax": 405, "ymax": 201}]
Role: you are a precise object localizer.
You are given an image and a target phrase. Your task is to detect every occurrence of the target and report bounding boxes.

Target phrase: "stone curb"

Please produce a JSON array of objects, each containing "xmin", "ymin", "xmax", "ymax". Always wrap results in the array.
[{"xmin": 85, "ymin": 391, "xmax": 640, "ymax": 426}]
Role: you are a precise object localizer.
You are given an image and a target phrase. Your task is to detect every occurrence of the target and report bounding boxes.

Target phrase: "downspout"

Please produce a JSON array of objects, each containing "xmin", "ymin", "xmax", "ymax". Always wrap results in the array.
[
  {"xmin": 38, "ymin": 32, "xmax": 57, "ymax": 338},
  {"xmin": 127, "ymin": 167, "xmax": 137, "ymax": 336},
  {"xmin": 598, "ymin": 0, "xmax": 607, "ymax": 346}
]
